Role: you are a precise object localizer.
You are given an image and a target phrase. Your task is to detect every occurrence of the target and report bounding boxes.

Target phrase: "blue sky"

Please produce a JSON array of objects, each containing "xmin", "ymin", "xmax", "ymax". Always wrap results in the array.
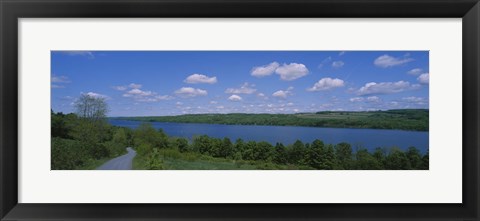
[{"xmin": 51, "ymin": 51, "xmax": 429, "ymax": 117}]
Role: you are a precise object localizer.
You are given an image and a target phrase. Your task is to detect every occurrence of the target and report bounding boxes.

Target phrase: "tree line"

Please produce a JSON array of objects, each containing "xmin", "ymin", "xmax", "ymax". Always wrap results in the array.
[{"xmin": 117, "ymin": 109, "xmax": 429, "ymax": 131}]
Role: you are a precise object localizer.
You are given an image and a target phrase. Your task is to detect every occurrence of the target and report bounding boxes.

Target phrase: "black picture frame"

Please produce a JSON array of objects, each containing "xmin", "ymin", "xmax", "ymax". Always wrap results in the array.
[{"xmin": 1, "ymin": 0, "xmax": 479, "ymax": 220}]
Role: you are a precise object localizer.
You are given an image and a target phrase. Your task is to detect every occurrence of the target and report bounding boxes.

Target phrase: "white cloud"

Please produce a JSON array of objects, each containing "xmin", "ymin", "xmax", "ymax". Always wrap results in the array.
[
  {"xmin": 113, "ymin": 83, "xmax": 142, "ymax": 91},
  {"xmin": 417, "ymin": 73, "xmax": 429, "ymax": 84},
  {"xmin": 210, "ymin": 101, "xmax": 218, "ymax": 104},
  {"xmin": 129, "ymin": 83, "xmax": 142, "ymax": 89},
  {"xmin": 216, "ymin": 105, "xmax": 225, "ymax": 109},
  {"xmin": 51, "ymin": 75, "xmax": 71, "ymax": 89},
  {"xmin": 184, "ymin": 73, "xmax": 217, "ymax": 84},
  {"xmin": 275, "ymin": 63, "xmax": 309, "ymax": 81},
  {"xmin": 272, "ymin": 90, "xmax": 290, "ymax": 99},
  {"xmin": 225, "ymin": 82, "xmax": 257, "ymax": 94},
  {"xmin": 174, "ymin": 87, "xmax": 208, "ymax": 97},
  {"xmin": 374, "ymin": 54, "xmax": 413, "ymax": 68},
  {"xmin": 176, "ymin": 102, "xmax": 183, "ymax": 106},
  {"xmin": 407, "ymin": 68, "xmax": 424, "ymax": 75},
  {"xmin": 51, "ymin": 84, "xmax": 65, "ymax": 89},
  {"xmin": 307, "ymin": 78, "xmax": 345, "ymax": 91},
  {"xmin": 357, "ymin": 81, "xmax": 421, "ymax": 95},
  {"xmin": 350, "ymin": 97, "xmax": 364, "ymax": 102},
  {"xmin": 123, "ymin": 88, "xmax": 173, "ymax": 102},
  {"xmin": 52, "ymin": 75, "xmax": 71, "ymax": 83},
  {"xmin": 125, "ymin": 88, "xmax": 153, "ymax": 97},
  {"xmin": 272, "ymin": 87, "xmax": 294, "ymax": 99},
  {"xmin": 332, "ymin": 61, "xmax": 345, "ymax": 68},
  {"xmin": 339, "ymin": 51, "xmax": 346, "ymax": 56},
  {"xmin": 402, "ymin": 96, "xmax": 426, "ymax": 103},
  {"xmin": 318, "ymin": 57, "xmax": 332, "ymax": 69},
  {"xmin": 113, "ymin": 86, "xmax": 127, "ymax": 91},
  {"xmin": 366, "ymin": 96, "xmax": 381, "ymax": 103},
  {"xmin": 83, "ymin": 92, "xmax": 109, "ymax": 99},
  {"xmin": 251, "ymin": 62, "xmax": 279, "ymax": 77},
  {"xmin": 228, "ymin": 95, "xmax": 243, "ymax": 101}
]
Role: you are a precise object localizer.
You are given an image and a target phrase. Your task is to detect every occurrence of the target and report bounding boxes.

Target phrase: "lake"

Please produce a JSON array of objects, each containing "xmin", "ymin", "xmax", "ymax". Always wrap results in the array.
[{"xmin": 109, "ymin": 119, "xmax": 429, "ymax": 153}]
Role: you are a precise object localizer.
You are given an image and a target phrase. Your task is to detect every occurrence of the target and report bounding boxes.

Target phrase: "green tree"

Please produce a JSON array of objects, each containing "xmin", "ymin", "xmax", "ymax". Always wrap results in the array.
[
  {"xmin": 405, "ymin": 147, "xmax": 423, "ymax": 169},
  {"xmin": 354, "ymin": 149, "xmax": 383, "ymax": 170},
  {"xmin": 335, "ymin": 142, "xmax": 353, "ymax": 169},
  {"xmin": 288, "ymin": 140, "xmax": 307, "ymax": 165},
  {"xmin": 372, "ymin": 147, "xmax": 387, "ymax": 168},
  {"xmin": 242, "ymin": 141, "xmax": 258, "ymax": 161},
  {"xmin": 254, "ymin": 141, "xmax": 274, "ymax": 162},
  {"xmin": 146, "ymin": 148, "xmax": 164, "ymax": 169},
  {"xmin": 273, "ymin": 143, "xmax": 288, "ymax": 165},
  {"xmin": 176, "ymin": 137, "xmax": 190, "ymax": 153},
  {"xmin": 234, "ymin": 138, "xmax": 245, "ymax": 157},
  {"xmin": 385, "ymin": 147, "xmax": 411, "ymax": 170},
  {"xmin": 220, "ymin": 137, "xmax": 234, "ymax": 158},
  {"xmin": 112, "ymin": 127, "xmax": 128, "ymax": 147},
  {"xmin": 308, "ymin": 139, "xmax": 324, "ymax": 169},
  {"xmin": 193, "ymin": 135, "xmax": 213, "ymax": 155},
  {"xmin": 323, "ymin": 144, "xmax": 336, "ymax": 169},
  {"xmin": 421, "ymin": 151, "xmax": 429, "ymax": 169},
  {"xmin": 133, "ymin": 123, "xmax": 164, "ymax": 148}
]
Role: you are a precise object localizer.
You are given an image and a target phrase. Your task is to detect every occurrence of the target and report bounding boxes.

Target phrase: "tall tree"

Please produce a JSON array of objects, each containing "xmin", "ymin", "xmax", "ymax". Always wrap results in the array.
[
  {"xmin": 308, "ymin": 139, "xmax": 324, "ymax": 169},
  {"xmin": 273, "ymin": 143, "xmax": 288, "ymax": 165},
  {"xmin": 288, "ymin": 140, "xmax": 307, "ymax": 165},
  {"xmin": 385, "ymin": 147, "xmax": 411, "ymax": 170},
  {"xmin": 73, "ymin": 94, "xmax": 108, "ymax": 121},
  {"xmin": 405, "ymin": 147, "xmax": 423, "ymax": 169},
  {"xmin": 335, "ymin": 142, "xmax": 353, "ymax": 169}
]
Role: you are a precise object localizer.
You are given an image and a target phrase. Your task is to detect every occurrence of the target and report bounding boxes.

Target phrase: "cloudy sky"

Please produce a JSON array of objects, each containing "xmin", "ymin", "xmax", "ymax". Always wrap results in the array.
[{"xmin": 51, "ymin": 51, "xmax": 429, "ymax": 117}]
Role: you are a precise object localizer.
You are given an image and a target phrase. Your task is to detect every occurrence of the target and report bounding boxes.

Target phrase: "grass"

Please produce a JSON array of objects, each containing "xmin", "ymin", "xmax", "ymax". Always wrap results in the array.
[
  {"xmin": 162, "ymin": 158, "xmax": 258, "ymax": 170},
  {"xmin": 77, "ymin": 157, "xmax": 111, "ymax": 170},
  {"xmin": 131, "ymin": 148, "xmax": 293, "ymax": 170}
]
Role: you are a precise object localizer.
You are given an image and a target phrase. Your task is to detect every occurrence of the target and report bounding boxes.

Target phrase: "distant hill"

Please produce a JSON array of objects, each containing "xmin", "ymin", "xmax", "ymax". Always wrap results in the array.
[{"xmin": 114, "ymin": 109, "xmax": 429, "ymax": 131}]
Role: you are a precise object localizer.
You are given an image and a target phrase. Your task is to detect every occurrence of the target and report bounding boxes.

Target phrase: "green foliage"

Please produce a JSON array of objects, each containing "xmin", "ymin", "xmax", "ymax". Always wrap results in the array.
[
  {"xmin": 133, "ymin": 123, "xmax": 168, "ymax": 149},
  {"xmin": 288, "ymin": 140, "xmax": 307, "ymax": 165},
  {"xmin": 354, "ymin": 149, "xmax": 383, "ymax": 170},
  {"xmin": 103, "ymin": 141, "xmax": 127, "ymax": 158},
  {"xmin": 136, "ymin": 143, "xmax": 153, "ymax": 156},
  {"xmin": 146, "ymin": 148, "xmax": 164, "ymax": 170},
  {"xmin": 175, "ymin": 137, "xmax": 190, "ymax": 153},
  {"xmin": 51, "ymin": 109, "xmax": 125, "ymax": 170},
  {"xmin": 385, "ymin": 148, "xmax": 411, "ymax": 170},
  {"xmin": 220, "ymin": 137, "xmax": 234, "ymax": 158},
  {"xmin": 273, "ymin": 143, "xmax": 288, "ymax": 165},
  {"xmin": 51, "ymin": 138, "xmax": 88, "ymax": 170},
  {"xmin": 405, "ymin": 146, "xmax": 423, "ymax": 169},
  {"xmin": 69, "ymin": 119, "xmax": 111, "ymax": 146},
  {"xmin": 51, "ymin": 111, "xmax": 77, "ymax": 139},
  {"xmin": 335, "ymin": 142, "xmax": 353, "ymax": 169},
  {"xmin": 112, "ymin": 128, "xmax": 128, "ymax": 148},
  {"xmin": 307, "ymin": 139, "xmax": 324, "ymax": 169},
  {"xmin": 421, "ymin": 151, "xmax": 429, "ymax": 169}
]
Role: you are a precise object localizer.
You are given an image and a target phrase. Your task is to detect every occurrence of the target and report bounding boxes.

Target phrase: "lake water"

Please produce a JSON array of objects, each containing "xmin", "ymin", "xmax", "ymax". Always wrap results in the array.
[{"xmin": 109, "ymin": 119, "xmax": 429, "ymax": 153}]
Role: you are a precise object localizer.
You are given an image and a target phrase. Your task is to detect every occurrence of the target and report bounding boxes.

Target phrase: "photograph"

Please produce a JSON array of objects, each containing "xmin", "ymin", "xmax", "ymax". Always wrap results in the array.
[{"xmin": 51, "ymin": 51, "xmax": 429, "ymax": 170}]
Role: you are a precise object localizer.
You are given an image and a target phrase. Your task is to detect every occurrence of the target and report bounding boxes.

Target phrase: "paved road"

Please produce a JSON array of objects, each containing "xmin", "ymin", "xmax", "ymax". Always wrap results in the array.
[{"xmin": 97, "ymin": 147, "xmax": 136, "ymax": 170}]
